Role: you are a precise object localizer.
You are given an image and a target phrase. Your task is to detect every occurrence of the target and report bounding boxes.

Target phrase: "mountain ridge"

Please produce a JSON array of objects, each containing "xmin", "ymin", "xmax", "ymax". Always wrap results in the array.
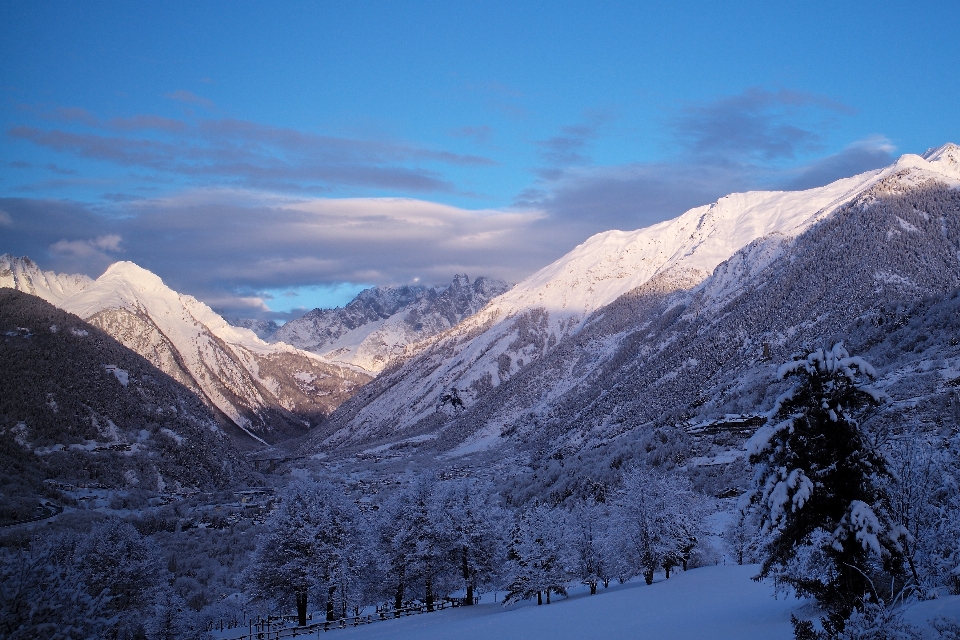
[
  {"xmin": 270, "ymin": 274, "xmax": 511, "ymax": 374},
  {"xmin": 304, "ymin": 145, "xmax": 960, "ymax": 458},
  {"xmin": 1, "ymin": 258, "xmax": 372, "ymax": 444}
]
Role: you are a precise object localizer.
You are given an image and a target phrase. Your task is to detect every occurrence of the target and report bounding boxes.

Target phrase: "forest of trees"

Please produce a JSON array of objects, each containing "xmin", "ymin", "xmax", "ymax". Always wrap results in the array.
[{"xmin": 243, "ymin": 469, "xmax": 710, "ymax": 626}]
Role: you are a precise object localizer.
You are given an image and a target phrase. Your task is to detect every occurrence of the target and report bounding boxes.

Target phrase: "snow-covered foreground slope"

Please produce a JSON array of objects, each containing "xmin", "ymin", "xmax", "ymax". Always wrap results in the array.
[
  {"xmin": 227, "ymin": 565, "xmax": 957, "ymax": 640},
  {"xmin": 309, "ymin": 144, "xmax": 960, "ymax": 453},
  {"xmin": 1, "ymin": 259, "xmax": 371, "ymax": 444},
  {"xmin": 272, "ymin": 275, "xmax": 510, "ymax": 374}
]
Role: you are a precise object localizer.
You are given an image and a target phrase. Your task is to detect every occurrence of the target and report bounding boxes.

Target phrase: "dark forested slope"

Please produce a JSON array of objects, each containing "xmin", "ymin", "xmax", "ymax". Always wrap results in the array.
[{"xmin": 0, "ymin": 289, "xmax": 251, "ymax": 524}]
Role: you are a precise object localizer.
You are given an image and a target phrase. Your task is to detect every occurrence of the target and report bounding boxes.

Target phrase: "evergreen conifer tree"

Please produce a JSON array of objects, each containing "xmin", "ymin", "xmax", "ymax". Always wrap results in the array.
[{"xmin": 746, "ymin": 343, "xmax": 906, "ymax": 633}]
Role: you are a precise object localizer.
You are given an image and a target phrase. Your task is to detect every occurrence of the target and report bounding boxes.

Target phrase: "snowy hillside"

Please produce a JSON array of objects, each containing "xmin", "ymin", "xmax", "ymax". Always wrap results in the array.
[
  {"xmin": 0, "ymin": 254, "xmax": 93, "ymax": 305},
  {"xmin": 1, "ymin": 260, "xmax": 371, "ymax": 444},
  {"xmin": 0, "ymin": 289, "xmax": 248, "ymax": 523},
  {"xmin": 271, "ymin": 275, "xmax": 511, "ymax": 374},
  {"xmin": 307, "ymin": 144, "xmax": 960, "ymax": 455}
]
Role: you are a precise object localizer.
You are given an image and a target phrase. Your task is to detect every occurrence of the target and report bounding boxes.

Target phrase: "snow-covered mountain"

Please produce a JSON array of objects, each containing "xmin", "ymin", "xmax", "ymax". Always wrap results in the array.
[
  {"xmin": 270, "ymin": 274, "xmax": 511, "ymax": 374},
  {"xmin": 227, "ymin": 317, "xmax": 280, "ymax": 341},
  {"xmin": 0, "ymin": 254, "xmax": 93, "ymax": 305},
  {"xmin": 306, "ymin": 143, "xmax": 960, "ymax": 458},
  {"xmin": 1, "ymin": 258, "xmax": 371, "ymax": 444}
]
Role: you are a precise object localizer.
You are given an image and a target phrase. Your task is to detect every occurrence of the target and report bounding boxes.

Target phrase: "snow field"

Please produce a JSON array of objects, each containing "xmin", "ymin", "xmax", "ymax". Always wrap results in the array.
[
  {"xmin": 326, "ymin": 565, "xmax": 808, "ymax": 640},
  {"xmin": 307, "ymin": 566, "xmax": 960, "ymax": 640}
]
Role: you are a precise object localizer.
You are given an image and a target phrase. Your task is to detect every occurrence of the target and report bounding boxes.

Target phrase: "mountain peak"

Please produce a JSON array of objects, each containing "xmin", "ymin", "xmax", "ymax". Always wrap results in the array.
[
  {"xmin": 100, "ymin": 260, "xmax": 167, "ymax": 289},
  {"xmin": 922, "ymin": 141, "xmax": 959, "ymax": 159},
  {"xmin": 891, "ymin": 142, "xmax": 960, "ymax": 182},
  {"xmin": 0, "ymin": 254, "xmax": 93, "ymax": 305}
]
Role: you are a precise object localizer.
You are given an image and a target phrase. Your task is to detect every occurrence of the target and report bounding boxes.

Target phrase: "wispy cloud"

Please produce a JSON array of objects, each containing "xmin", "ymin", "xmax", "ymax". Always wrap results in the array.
[
  {"xmin": 536, "ymin": 124, "xmax": 598, "ymax": 167},
  {"xmin": 531, "ymin": 110, "xmax": 617, "ymax": 180},
  {"xmin": 49, "ymin": 234, "xmax": 122, "ymax": 260},
  {"xmin": 782, "ymin": 136, "xmax": 896, "ymax": 190},
  {"xmin": 43, "ymin": 163, "xmax": 77, "ymax": 175},
  {"xmin": 520, "ymin": 89, "xmax": 888, "ymax": 241},
  {"xmin": 9, "ymin": 110, "xmax": 497, "ymax": 194},
  {"xmin": 450, "ymin": 125, "xmax": 493, "ymax": 144},
  {"xmin": 674, "ymin": 87, "xmax": 853, "ymax": 162},
  {"xmin": 164, "ymin": 90, "xmax": 216, "ymax": 110}
]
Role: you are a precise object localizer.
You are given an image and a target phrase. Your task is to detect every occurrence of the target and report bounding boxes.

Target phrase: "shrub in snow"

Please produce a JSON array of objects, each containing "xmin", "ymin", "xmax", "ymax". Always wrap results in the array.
[
  {"xmin": 792, "ymin": 596, "xmax": 923, "ymax": 640},
  {"xmin": 884, "ymin": 438, "xmax": 960, "ymax": 597},
  {"xmin": 745, "ymin": 343, "xmax": 907, "ymax": 630},
  {"xmin": 931, "ymin": 616, "xmax": 960, "ymax": 639}
]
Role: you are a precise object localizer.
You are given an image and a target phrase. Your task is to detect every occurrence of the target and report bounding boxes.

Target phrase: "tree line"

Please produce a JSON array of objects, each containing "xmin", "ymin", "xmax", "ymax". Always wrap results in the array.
[{"xmin": 245, "ymin": 468, "xmax": 710, "ymax": 626}]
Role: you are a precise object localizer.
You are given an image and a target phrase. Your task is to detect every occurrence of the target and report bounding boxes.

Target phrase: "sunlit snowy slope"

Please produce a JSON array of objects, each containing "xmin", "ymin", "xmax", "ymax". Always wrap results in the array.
[{"xmin": 309, "ymin": 144, "xmax": 960, "ymax": 454}]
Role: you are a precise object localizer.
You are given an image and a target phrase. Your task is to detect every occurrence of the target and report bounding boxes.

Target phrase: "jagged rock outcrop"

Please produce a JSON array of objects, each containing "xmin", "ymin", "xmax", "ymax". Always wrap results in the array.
[{"xmin": 271, "ymin": 274, "xmax": 511, "ymax": 374}]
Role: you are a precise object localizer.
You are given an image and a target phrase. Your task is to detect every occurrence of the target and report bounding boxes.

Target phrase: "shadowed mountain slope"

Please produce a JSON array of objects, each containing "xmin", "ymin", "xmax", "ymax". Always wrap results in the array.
[{"xmin": 0, "ymin": 289, "xmax": 254, "ymax": 525}]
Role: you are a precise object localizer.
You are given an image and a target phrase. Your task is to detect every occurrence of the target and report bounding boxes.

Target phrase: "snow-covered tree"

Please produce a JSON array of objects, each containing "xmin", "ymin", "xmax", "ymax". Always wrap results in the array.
[
  {"xmin": 0, "ymin": 531, "xmax": 111, "ymax": 640},
  {"xmin": 503, "ymin": 503, "xmax": 569, "ymax": 605},
  {"xmin": 436, "ymin": 478, "xmax": 506, "ymax": 604},
  {"xmin": 377, "ymin": 477, "xmax": 453, "ymax": 613},
  {"xmin": 246, "ymin": 480, "xmax": 365, "ymax": 626},
  {"xmin": 724, "ymin": 504, "xmax": 763, "ymax": 566},
  {"xmin": 565, "ymin": 501, "xmax": 612, "ymax": 594},
  {"xmin": 746, "ymin": 343, "xmax": 906, "ymax": 631},
  {"xmin": 79, "ymin": 519, "xmax": 165, "ymax": 630},
  {"xmin": 609, "ymin": 467, "xmax": 705, "ymax": 585},
  {"xmin": 884, "ymin": 437, "xmax": 960, "ymax": 596},
  {"xmin": 0, "ymin": 520, "xmax": 167, "ymax": 640}
]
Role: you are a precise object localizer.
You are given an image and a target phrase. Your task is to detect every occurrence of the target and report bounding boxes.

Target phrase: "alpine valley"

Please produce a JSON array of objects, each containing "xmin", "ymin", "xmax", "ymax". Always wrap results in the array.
[
  {"xmin": 4, "ymin": 144, "xmax": 960, "ymax": 470},
  {"xmin": 303, "ymin": 143, "xmax": 960, "ymax": 479},
  {"xmin": 4, "ymin": 143, "xmax": 960, "ymax": 638}
]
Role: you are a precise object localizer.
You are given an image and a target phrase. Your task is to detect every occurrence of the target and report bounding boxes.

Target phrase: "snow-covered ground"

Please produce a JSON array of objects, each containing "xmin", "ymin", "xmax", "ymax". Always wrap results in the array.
[
  {"xmin": 244, "ymin": 566, "xmax": 958, "ymax": 640},
  {"xmin": 323, "ymin": 565, "xmax": 806, "ymax": 640}
]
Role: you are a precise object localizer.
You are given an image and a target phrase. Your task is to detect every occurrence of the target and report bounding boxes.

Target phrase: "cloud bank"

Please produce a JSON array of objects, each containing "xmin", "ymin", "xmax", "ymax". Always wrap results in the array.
[
  {"xmin": 0, "ymin": 193, "xmax": 550, "ymax": 318},
  {"xmin": 9, "ymin": 106, "xmax": 495, "ymax": 194}
]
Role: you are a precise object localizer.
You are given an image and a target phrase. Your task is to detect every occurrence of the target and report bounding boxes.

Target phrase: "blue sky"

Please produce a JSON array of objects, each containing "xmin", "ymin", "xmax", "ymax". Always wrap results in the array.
[{"xmin": 2, "ymin": 1, "xmax": 958, "ymax": 319}]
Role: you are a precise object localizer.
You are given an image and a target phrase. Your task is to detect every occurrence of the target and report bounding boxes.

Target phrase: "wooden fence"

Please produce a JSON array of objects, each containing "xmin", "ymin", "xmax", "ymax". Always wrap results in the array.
[{"xmin": 216, "ymin": 597, "xmax": 481, "ymax": 639}]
